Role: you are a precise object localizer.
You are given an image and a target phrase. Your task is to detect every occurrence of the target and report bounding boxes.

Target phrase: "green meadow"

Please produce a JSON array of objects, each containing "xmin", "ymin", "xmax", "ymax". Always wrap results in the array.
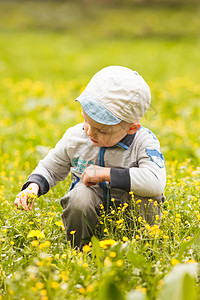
[{"xmin": 0, "ymin": 1, "xmax": 200, "ymax": 299}]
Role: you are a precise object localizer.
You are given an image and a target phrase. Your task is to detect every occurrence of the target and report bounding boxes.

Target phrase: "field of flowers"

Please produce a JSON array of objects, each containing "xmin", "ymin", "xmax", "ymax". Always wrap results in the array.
[{"xmin": 0, "ymin": 1, "xmax": 200, "ymax": 299}]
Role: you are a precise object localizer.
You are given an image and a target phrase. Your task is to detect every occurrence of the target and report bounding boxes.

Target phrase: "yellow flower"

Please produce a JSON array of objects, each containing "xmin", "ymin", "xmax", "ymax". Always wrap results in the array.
[
  {"xmin": 10, "ymin": 241, "xmax": 14, "ymax": 245},
  {"xmin": 136, "ymin": 235, "xmax": 140, "ymax": 240},
  {"xmin": 35, "ymin": 282, "xmax": 44, "ymax": 289},
  {"xmin": 171, "ymin": 258, "xmax": 179, "ymax": 266},
  {"xmin": 104, "ymin": 228, "xmax": 108, "ymax": 233},
  {"xmin": 154, "ymin": 201, "xmax": 158, "ymax": 207},
  {"xmin": 79, "ymin": 287, "xmax": 85, "ymax": 294},
  {"xmin": 109, "ymin": 251, "xmax": 116, "ymax": 258},
  {"xmin": 155, "ymin": 215, "xmax": 160, "ymax": 221},
  {"xmin": 70, "ymin": 230, "xmax": 76, "ymax": 235},
  {"xmin": 39, "ymin": 241, "xmax": 51, "ymax": 250},
  {"xmin": 86, "ymin": 284, "xmax": 94, "ymax": 292},
  {"xmin": 59, "ymin": 271, "xmax": 69, "ymax": 281},
  {"xmin": 9, "ymin": 290, "xmax": 15, "ymax": 295},
  {"xmin": 145, "ymin": 242, "xmax": 150, "ymax": 247},
  {"xmin": 175, "ymin": 213, "xmax": 181, "ymax": 218},
  {"xmin": 136, "ymin": 199, "xmax": 142, "ymax": 204},
  {"xmin": 186, "ymin": 259, "xmax": 197, "ymax": 264},
  {"xmin": 122, "ymin": 236, "xmax": 128, "ymax": 242},
  {"xmin": 99, "ymin": 239, "xmax": 117, "ymax": 249},
  {"xmin": 116, "ymin": 219, "xmax": 124, "ymax": 225},
  {"xmin": 27, "ymin": 230, "xmax": 45, "ymax": 239},
  {"xmin": 82, "ymin": 245, "xmax": 91, "ymax": 253},
  {"xmin": 51, "ymin": 282, "xmax": 59, "ymax": 289},
  {"xmin": 40, "ymin": 289, "xmax": 47, "ymax": 296},
  {"xmin": 31, "ymin": 240, "xmax": 39, "ymax": 247},
  {"xmin": 175, "ymin": 218, "xmax": 181, "ymax": 223},
  {"xmin": 136, "ymin": 286, "xmax": 146, "ymax": 294},
  {"xmin": 116, "ymin": 259, "xmax": 123, "ymax": 267}
]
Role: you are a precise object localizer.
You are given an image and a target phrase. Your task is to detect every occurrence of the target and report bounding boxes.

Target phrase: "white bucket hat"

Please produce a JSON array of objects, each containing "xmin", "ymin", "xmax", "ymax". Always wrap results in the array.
[{"xmin": 76, "ymin": 66, "xmax": 151, "ymax": 125}]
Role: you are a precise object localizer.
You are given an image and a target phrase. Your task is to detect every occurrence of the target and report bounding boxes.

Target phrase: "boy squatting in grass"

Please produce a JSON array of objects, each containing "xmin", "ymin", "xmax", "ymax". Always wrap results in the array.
[{"xmin": 15, "ymin": 66, "xmax": 166, "ymax": 249}]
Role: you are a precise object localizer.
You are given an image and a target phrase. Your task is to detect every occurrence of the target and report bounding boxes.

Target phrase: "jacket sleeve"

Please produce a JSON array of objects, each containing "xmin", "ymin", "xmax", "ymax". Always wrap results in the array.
[
  {"xmin": 22, "ymin": 130, "xmax": 71, "ymax": 195},
  {"xmin": 110, "ymin": 130, "xmax": 166, "ymax": 197}
]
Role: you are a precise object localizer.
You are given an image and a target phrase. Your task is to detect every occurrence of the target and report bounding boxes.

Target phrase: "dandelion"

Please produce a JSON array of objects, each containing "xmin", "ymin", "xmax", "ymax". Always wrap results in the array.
[
  {"xmin": 51, "ymin": 282, "xmax": 59, "ymax": 289},
  {"xmin": 171, "ymin": 258, "xmax": 179, "ymax": 266},
  {"xmin": 40, "ymin": 289, "xmax": 47, "ymax": 296},
  {"xmin": 82, "ymin": 245, "xmax": 91, "ymax": 253},
  {"xmin": 116, "ymin": 260, "xmax": 123, "ymax": 267},
  {"xmin": 136, "ymin": 199, "xmax": 142, "ymax": 204},
  {"xmin": 154, "ymin": 201, "xmax": 158, "ymax": 207},
  {"xmin": 59, "ymin": 271, "xmax": 69, "ymax": 281},
  {"xmin": 35, "ymin": 282, "xmax": 44, "ymax": 289},
  {"xmin": 99, "ymin": 239, "xmax": 117, "ymax": 248},
  {"xmin": 109, "ymin": 251, "xmax": 116, "ymax": 258},
  {"xmin": 86, "ymin": 284, "xmax": 94, "ymax": 292},
  {"xmin": 55, "ymin": 220, "xmax": 64, "ymax": 230},
  {"xmin": 31, "ymin": 240, "xmax": 39, "ymax": 247},
  {"xmin": 9, "ymin": 290, "xmax": 15, "ymax": 295},
  {"xmin": 136, "ymin": 235, "xmax": 140, "ymax": 240},
  {"xmin": 10, "ymin": 241, "xmax": 14, "ymax": 245},
  {"xmin": 116, "ymin": 219, "xmax": 124, "ymax": 225},
  {"xmin": 39, "ymin": 241, "xmax": 51, "ymax": 250},
  {"xmin": 122, "ymin": 236, "xmax": 128, "ymax": 242},
  {"xmin": 70, "ymin": 230, "xmax": 76, "ymax": 235},
  {"xmin": 27, "ymin": 230, "xmax": 45, "ymax": 239},
  {"xmin": 136, "ymin": 286, "xmax": 146, "ymax": 294},
  {"xmin": 104, "ymin": 228, "xmax": 108, "ymax": 233},
  {"xmin": 79, "ymin": 287, "xmax": 85, "ymax": 294}
]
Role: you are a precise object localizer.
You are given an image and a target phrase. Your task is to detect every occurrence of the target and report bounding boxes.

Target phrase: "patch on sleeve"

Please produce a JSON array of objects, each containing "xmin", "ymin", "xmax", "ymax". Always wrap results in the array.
[
  {"xmin": 145, "ymin": 148, "xmax": 165, "ymax": 168},
  {"xmin": 146, "ymin": 128, "xmax": 158, "ymax": 140}
]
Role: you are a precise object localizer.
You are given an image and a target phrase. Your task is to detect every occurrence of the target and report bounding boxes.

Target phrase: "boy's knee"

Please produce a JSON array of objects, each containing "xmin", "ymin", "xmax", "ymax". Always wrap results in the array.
[{"xmin": 60, "ymin": 183, "xmax": 100, "ymax": 213}]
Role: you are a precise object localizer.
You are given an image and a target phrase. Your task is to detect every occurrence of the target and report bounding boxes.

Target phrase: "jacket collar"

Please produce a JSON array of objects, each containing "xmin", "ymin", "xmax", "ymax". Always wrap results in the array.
[{"xmin": 116, "ymin": 133, "xmax": 136, "ymax": 150}]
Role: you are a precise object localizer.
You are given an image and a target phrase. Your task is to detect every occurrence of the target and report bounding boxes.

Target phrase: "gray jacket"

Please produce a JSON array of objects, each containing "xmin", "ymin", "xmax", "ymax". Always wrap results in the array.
[{"xmin": 22, "ymin": 124, "xmax": 166, "ymax": 201}]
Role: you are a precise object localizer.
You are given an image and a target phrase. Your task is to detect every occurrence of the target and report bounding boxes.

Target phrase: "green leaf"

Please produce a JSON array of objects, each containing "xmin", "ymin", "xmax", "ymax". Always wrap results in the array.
[
  {"xmin": 176, "ymin": 236, "xmax": 196, "ymax": 261},
  {"xmin": 158, "ymin": 264, "xmax": 198, "ymax": 300},
  {"xmin": 127, "ymin": 251, "xmax": 147, "ymax": 269},
  {"xmin": 98, "ymin": 280, "xmax": 125, "ymax": 300}
]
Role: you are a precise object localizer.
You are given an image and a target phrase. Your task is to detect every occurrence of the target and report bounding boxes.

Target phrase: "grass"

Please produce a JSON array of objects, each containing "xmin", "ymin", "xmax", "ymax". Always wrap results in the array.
[{"xmin": 0, "ymin": 1, "xmax": 200, "ymax": 299}]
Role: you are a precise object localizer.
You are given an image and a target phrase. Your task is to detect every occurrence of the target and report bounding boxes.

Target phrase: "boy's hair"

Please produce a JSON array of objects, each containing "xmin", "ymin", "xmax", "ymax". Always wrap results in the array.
[{"xmin": 76, "ymin": 66, "xmax": 151, "ymax": 125}]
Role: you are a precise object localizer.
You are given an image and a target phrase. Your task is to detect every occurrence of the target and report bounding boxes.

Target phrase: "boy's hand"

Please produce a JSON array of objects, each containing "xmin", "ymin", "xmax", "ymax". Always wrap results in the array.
[
  {"xmin": 14, "ymin": 183, "xmax": 39, "ymax": 211},
  {"xmin": 82, "ymin": 165, "xmax": 110, "ymax": 187}
]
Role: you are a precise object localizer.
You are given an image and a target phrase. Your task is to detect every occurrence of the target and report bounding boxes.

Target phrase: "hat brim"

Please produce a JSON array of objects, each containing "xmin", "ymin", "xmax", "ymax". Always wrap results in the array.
[{"xmin": 75, "ymin": 91, "xmax": 121, "ymax": 125}]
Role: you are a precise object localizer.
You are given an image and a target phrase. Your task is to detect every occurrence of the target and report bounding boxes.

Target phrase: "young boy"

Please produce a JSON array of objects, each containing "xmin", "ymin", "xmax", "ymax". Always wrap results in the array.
[{"xmin": 15, "ymin": 66, "xmax": 166, "ymax": 249}]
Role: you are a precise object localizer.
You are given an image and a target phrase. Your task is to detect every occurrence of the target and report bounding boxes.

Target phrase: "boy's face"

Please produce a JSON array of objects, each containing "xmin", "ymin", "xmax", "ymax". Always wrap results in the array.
[{"xmin": 82, "ymin": 109, "xmax": 139, "ymax": 147}]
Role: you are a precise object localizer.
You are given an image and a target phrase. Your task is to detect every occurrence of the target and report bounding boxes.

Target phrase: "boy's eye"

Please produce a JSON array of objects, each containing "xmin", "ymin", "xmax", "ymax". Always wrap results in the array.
[{"xmin": 98, "ymin": 129, "xmax": 106, "ymax": 134}]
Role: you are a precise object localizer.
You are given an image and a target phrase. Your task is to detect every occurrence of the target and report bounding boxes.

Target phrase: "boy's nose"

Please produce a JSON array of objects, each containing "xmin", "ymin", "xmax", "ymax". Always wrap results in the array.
[{"xmin": 87, "ymin": 125, "xmax": 95, "ymax": 137}]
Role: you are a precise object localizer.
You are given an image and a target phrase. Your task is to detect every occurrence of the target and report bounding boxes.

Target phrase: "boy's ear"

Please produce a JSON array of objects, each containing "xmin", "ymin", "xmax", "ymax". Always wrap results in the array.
[{"xmin": 126, "ymin": 123, "xmax": 141, "ymax": 134}]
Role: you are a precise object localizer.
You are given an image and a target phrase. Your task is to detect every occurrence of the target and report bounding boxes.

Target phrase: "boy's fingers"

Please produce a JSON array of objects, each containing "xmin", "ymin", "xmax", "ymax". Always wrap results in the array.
[
  {"xmin": 28, "ymin": 199, "xmax": 35, "ymax": 211},
  {"xmin": 19, "ymin": 193, "xmax": 28, "ymax": 211}
]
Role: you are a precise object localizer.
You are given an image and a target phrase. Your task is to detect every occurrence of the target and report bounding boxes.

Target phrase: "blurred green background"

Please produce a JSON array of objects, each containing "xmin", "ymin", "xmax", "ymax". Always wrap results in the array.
[{"xmin": 0, "ymin": 0, "xmax": 200, "ymax": 178}]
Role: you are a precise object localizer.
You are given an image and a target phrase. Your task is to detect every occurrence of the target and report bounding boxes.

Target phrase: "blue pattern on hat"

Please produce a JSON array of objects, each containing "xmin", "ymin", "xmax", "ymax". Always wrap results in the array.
[{"xmin": 75, "ymin": 90, "xmax": 121, "ymax": 125}]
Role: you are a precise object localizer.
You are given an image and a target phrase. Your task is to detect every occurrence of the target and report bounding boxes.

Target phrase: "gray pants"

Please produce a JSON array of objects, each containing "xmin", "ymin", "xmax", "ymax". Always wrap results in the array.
[{"xmin": 60, "ymin": 183, "xmax": 165, "ymax": 249}]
